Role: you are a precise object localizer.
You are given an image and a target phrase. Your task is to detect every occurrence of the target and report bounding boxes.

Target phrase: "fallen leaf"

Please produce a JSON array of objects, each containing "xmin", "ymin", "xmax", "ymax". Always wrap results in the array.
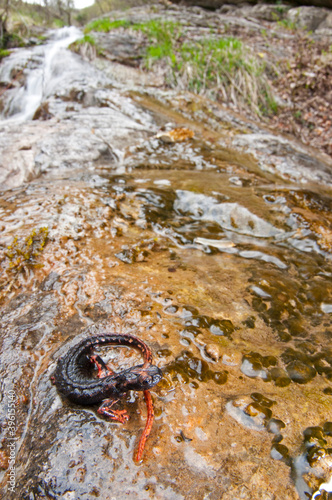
[{"xmin": 155, "ymin": 128, "xmax": 195, "ymax": 143}]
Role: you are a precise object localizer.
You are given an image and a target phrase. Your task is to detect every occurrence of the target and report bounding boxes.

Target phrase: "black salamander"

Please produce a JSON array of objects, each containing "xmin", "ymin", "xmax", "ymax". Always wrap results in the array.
[{"xmin": 52, "ymin": 333, "xmax": 162, "ymax": 423}]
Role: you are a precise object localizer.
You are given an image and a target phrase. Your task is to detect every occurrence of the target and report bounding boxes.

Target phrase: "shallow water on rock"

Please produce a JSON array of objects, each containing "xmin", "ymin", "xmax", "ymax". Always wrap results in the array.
[{"xmin": 0, "ymin": 25, "xmax": 332, "ymax": 500}]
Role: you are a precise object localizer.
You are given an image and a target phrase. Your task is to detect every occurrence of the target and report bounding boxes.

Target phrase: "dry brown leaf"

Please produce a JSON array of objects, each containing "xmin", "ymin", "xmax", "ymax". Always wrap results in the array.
[{"xmin": 155, "ymin": 127, "xmax": 195, "ymax": 143}]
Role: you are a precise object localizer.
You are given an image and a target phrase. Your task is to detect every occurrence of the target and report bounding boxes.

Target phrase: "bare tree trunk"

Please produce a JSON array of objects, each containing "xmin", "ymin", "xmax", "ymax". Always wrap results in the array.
[
  {"xmin": 43, "ymin": 0, "xmax": 51, "ymax": 23},
  {"xmin": 95, "ymin": 0, "xmax": 105, "ymax": 15},
  {"xmin": 0, "ymin": 0, "xmax": 11, "ymax": 48}
]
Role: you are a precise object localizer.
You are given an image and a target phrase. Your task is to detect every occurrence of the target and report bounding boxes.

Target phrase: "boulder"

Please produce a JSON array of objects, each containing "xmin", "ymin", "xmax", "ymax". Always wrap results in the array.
[
  {"xmin": 171, "ymin": 0, "xmax": 332, "ymax": 11},
  {"xmin": 286, "ymin": 6, "xmax": 331, "ymax": 30}
]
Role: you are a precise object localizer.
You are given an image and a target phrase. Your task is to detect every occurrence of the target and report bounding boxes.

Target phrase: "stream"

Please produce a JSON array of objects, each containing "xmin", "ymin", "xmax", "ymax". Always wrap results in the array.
[{"xmin": 0, "ymin": 18, "xmax": 332, "ymax": 500}]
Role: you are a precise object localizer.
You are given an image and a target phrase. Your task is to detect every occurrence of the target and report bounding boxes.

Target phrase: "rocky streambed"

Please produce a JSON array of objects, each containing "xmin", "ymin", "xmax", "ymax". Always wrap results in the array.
[{"xmin": 0, "ymin": 6, "xmax": 332, "ymax": 500}]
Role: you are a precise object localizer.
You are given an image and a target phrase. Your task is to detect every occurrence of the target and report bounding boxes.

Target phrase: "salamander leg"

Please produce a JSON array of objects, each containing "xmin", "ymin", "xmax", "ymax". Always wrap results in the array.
[
  {"xmin": 90, "ymin": 354, "xmax": 114, "ymax": 378},
  {"xmin": 97, "ymin": 398, "xmax": 129, "ymax": 424}
]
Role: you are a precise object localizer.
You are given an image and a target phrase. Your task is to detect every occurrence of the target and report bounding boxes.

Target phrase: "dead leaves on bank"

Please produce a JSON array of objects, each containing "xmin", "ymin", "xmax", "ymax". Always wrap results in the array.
[{"xmin": 272, "ymin": 36, "xmax": 332, "ymax": 157}]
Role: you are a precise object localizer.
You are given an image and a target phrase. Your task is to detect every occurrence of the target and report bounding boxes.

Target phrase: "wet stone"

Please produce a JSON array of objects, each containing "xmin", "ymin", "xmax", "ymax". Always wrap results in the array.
[
  {"xmin": 164, "ymin": 350, "xmax": 226, "ymax": 385},
  {"xmin": 323, "ymin": 422, "xmax": 332, "ymax": 436},
  {"xmin": 266, "ymin": 418, "xmax": 286, "ymax": 435},
  {"xmin": 307, "ymin": 446, "xmax": 328, "ymax": 467},
  {"xmin": 184, "ymin": 315, "xmax": 210, "ymax": 329},
  {"xmin": 212, "ymin": 370, "xmax": 228, "ymax": 385},
  {"xmin": 269, "ymin": 367, "xmax": 291, "ymax": 387},
  {"xmin": 303, "ymin": 426, "xmax": 327, "ymax": 446},
  {"xmin": 164, "ymin": 304, "xmax": 179, "ymax": 314},
  {"xmin": 286, "ymin": 360, "xmax": 317, "ymax": 384},
  {"xmin": 40, "ymin": 272, "xmax": 60, "ymax": 291},
  {"xmin": 115, "ymin": 247, "xmax": 147, "ymax": 263},
  {"xmin": 272, "ymin": 434, "xmax": 283, "ymax": 444},
  {"xmin": 226, "ymin": 397, "xmax": 269, "ymax": 432},
  {"xmin": 209, "ymin": 319, "xmax": 234, "ymax": 338},
  {"xmin": 270, "ymin": 443, "xmax": 290, "ymax": 462},
  {"xmin": 250, "ymin": 393, "xmax": 275, "ymax": 408},
  {"xmin": 241, "ymin": 358, "xmax": 269, "ymax": 380},
  {"xmin": 204, "ymin": 343, "xmax": 221, "ymax": 361},
  {"xmin": 245, "ymin": 402, "xmax": 272, "ymax": 420},
  {"xmin": 242, "ymin": 316, "xmax": 256, "ymax": 329}
]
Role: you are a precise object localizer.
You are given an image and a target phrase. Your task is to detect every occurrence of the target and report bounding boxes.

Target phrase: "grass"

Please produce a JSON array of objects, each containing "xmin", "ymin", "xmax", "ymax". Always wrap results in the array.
[
  {"xmin": 0, "ymin": 49, "xmax": 11, "ymax": 60},
  {"xmin": 133, "ymin": 19, "xmax": 182, "ymax": 65},
  {"xmin": 85, "ymin": 17, "xmax": 277, "ymax": 116},
  {"xmin": 176, "ymin": 37, "xmax": 272, "ymax": 110},
  {"xmin": 54, "ymin": 19, "xmax": 65, "ymax": 28},
  {"xmin": 73, "ymin": 34, "xmax": 96, "ymax": 46},
  {"xmin": 84, "ymin": 18, "xmax": 130, "ymax": 34},
  {"xmin": 277, "ymin": 18, "xmax": 298, "ymax": 31},
  {"xmin": 69, "ymin": 34, "xmax": 100, "ymax": 60}
]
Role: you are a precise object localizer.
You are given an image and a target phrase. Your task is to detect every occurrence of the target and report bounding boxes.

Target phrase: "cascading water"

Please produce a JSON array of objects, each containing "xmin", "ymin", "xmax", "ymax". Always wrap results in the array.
[{"xmin": 0, "ymin": 26, "xmax": 82, "ymax": 123}]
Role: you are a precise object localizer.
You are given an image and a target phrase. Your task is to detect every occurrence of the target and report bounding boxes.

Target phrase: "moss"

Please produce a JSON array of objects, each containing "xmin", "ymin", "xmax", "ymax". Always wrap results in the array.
[{"xmin": 5, "ymin": 227, "xmax": 49, "ymax": 272}]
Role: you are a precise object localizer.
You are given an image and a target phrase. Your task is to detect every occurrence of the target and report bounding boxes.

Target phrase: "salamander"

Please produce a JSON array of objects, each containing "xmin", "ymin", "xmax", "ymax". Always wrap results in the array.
[{"xmin": 52, "ymin": 333, "xmax": 162, "ymax": 432}]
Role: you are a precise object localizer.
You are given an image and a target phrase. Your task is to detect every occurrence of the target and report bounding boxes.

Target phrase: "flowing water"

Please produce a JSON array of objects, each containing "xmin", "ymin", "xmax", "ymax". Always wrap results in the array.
[
  {"xmin": 0, "ymin": 27, "xmax": 82, "ymax": 123},
  {"xmin": 0, "ymin": 24, "xmax": 332, "ymax": 500}
]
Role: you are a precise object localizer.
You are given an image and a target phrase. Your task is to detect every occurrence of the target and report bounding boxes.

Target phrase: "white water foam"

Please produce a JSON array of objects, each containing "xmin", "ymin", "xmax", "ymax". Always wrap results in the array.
[{"xmin": 0, "ymin": 26, "xmax": 82, "ymax": 123}]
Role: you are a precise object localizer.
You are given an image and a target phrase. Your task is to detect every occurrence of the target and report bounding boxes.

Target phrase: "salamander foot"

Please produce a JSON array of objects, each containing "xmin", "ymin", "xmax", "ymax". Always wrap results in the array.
[{"xmin": 97, "ymin": 399, "xmax": 129, "ymax": 423}]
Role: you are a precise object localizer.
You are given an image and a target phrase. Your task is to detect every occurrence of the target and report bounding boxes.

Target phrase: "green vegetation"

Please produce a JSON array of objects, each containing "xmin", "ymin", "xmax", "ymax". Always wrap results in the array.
[
  {"xmin": 84, "ymin": 18, "xmax": 130, "ymax": 33},
  {"xmin": 54, "ymin": 18, "xmax": 65, "ymax": 28},
  {"xmin": 277, "ymin": 18, "xmax": 299, "ymax": 31},
  {"xmin": 5, "ymin": 227, "xmax": 49, "ymax": 272},
  {"xmin": 0, "ymin": 227, "xmax": 49, "ymax": 300},
  {"xmin": 0, "ymin": 48, "xmax": 10, "ymax": 60},
  {"xmin": 85, "ymin": 17, "xmax": 276, "ymax": 116},
  {"xmin": 73, "ymin": 34, "xmax": 96, "ymax": 46},
  {"xmin": 275, "ymin": 8, "xmax": 303, "ymax": 32},
  {"xmin": 133, "ymin": 19, "xmax": 182, "ymax": 65},
  {"xmin": 69, "ymin": 34, "xmax": 101, "ymax": 59}
]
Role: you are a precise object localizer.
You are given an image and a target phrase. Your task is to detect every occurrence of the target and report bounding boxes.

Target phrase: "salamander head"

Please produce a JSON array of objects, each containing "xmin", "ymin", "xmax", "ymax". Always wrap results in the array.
[{"xmin": 116, "ymin": 364, "xmax": 162, "ymax": 392}]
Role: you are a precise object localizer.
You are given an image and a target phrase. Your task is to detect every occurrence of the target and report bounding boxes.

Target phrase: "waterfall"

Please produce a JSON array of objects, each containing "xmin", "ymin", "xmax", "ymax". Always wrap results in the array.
[{"xmin": 0, "ymin": 26, "xmax": 82, "ymax": 123}]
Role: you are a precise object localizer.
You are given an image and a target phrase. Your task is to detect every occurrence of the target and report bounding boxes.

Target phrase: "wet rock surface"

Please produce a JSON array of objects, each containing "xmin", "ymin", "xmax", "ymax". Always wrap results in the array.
[{"xmin": 0, "ymin": 14, "xmax": 332, "ymax": 500}]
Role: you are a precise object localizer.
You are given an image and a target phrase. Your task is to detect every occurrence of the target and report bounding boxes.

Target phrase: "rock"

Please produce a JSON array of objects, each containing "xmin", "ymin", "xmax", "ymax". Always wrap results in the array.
[
  {"xmin": 269, "ymin": 367, "xmax": 291, "ymax": 387},
  {"xmin": 172, "ymin": 0, "xmax": 332, "ymax": 9},
  {"xmin": 286, "ymin": 6, "xmax": 331, "ymax": 31},
  {"xmin": 204, "ymin": 343, "xmax": 221, "ymax": 361},
  {"xmin": 218, "ymin": 4, "xmax": 291, "ymax": 22},
  {"xmin": 286, "ymin": 360, "xmax": 317, "ymax": 384},
  {"xmin": 33, "ymin": 101, "xmax": 53, "ymax": 121},
  {"xmin": 93, "ymin": 31, "xmax": 146, "ymax": 67},
  {"xmin": 232, "ymin": 133, "xmax": 332, "ymax": 185},
  {"xmin": 316, "ymin": 11, "xmax": 332, "ymax": 36}
]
